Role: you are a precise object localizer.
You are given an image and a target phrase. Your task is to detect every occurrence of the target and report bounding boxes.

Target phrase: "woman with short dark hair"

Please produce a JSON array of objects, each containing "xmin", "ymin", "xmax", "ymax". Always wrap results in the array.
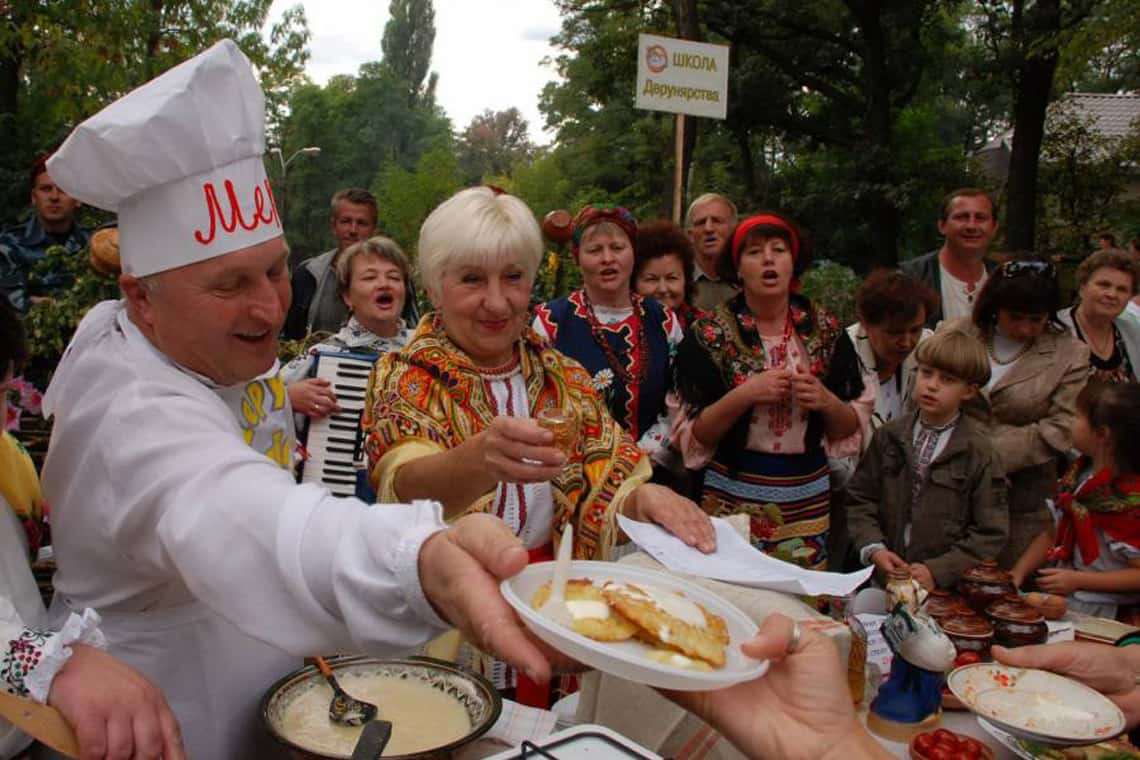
[
  {"xmin": 633, "ymin": 219, "xmax": 700, "ymax": 329},
  {"xmin": 849, "ymin": 269, "xmax": 939, "ymax": 430},
  {"xmin": 943, "ymin": 255, "xmax": 1090, "ymax": 567}
]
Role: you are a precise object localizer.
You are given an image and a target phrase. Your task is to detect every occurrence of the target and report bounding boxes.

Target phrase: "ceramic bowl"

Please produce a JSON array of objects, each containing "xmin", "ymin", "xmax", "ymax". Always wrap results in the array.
[
  {"xmin": 985, "ymin": 599, "xmax": 1048, "ymax": 648},
  {"xmin": 958, "ymin": 561, "xmax": 1017, "ymax": 614},
  {"xmin": 924, "ymin": 592, "xmax": 975, "ymax": 624},
  {"xmin": 940, "ymin": 613, "xmax": 994, "ymax": 657},
  {"xmin": 948, "ymin": 663, "xmax": 1126, "ymax": 745},
  {"xmin": 261, "ymin": 656, "xmax": 501, "ymax": 760}
]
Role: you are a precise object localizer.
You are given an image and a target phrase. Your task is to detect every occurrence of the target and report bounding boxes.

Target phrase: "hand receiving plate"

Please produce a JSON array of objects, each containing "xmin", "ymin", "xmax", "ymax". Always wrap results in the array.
[{"xmin": 501, "ymin": 560, "xmax": 768, "ymax": 691}]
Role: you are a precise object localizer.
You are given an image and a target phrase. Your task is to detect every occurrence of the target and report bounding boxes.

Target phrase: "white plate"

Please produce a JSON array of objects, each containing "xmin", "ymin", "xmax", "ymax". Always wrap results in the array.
[
  {"xmin": 501, "ymin": 560, "xmax": 768, "ymax": 691},
  {"xmin": 947, "ymin": 663, "xmax": 1126, "ymax": 746}
]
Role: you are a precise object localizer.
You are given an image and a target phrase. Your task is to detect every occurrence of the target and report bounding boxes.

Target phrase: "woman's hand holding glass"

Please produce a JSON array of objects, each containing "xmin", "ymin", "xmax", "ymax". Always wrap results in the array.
[{"xmin": 479, "ymin": 416, "xmax": 567, "ymax": 484}]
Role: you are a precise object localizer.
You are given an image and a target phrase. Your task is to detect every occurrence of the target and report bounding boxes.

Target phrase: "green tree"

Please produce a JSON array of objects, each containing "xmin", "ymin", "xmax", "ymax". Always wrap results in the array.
[
  {"xmin": 703, "ymin": 0, "xmax": 949, "ymax": 269},
  {"xmin": 1036, "ymin": 102, "xmax": 1140, "ymax": 255},
  {"xmin": 274, "ymin": 62, "xmax": 452, "ymax": 259},
  {"xmin": 457, "ymin": 108, "xmax": 536, "ymax": 183},
  {"xmin": 973, "ymin": 0, "xmax": 1103, "ymax": 251},
  {"xmin": 539, "ymin": 1, "xmax": 679, "ymax": 218},
  {"xmin": 0, "ymin": 1, "xmax": 310, "ymax": 221},
  {"xmin": 381, "ymin": 0, "xmax": 437, "ymax": 107},
  {"xmin": 375, "ymin": 144, "xmax": 462, "ymax": 263}
]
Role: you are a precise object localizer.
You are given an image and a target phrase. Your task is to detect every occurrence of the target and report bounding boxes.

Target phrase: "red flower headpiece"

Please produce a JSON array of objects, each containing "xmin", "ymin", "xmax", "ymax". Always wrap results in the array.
[
  {"xmin": 731, "ymin": 214, "xmax": 800, "ymax": 269},
  {"xmin": 570, "ymin": 205, "xmax": 638, "ymax": 262}
]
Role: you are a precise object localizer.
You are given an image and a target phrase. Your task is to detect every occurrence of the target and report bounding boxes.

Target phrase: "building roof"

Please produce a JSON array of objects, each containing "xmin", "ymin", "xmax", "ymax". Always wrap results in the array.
[
  {"xmin": 975, "ymin": 92, "xmax": 1140, "ymax": 158},
  {"xmin": 1060, "ymin": 92, "xmax": 1140, "ymax": 140}
]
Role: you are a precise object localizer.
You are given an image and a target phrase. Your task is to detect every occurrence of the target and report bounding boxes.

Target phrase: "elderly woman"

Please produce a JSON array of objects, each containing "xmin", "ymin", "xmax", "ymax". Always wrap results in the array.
[
  {"xmin": 633, "ymin": 219, "xmax": 701, "ymax": 330},
  {"xmin": 363, "ymin": 187, "xmax": 715, "ymax": 695},
  {"xmin": 943, "ymin": 256, "xmax": 1090, "ymax": 567},
  {"xmin": 282, "ymin": 236, "xmax": 414, "ymax": 417},
  {"xmin": 1058, "ymin": 249, "xmax": 1140, "ymax": 384},
  {"xmin": 672, "ymin": 212, "xmax": 873, "ymax": 569},
  {"xmin": 533, "ymin": 207, "xmax": 681, "ymax": 455}
]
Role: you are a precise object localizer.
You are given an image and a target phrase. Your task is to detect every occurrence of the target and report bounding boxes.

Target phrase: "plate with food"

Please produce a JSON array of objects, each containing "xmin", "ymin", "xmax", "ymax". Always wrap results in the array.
[
  {"xmin": 947, "ymin": 663, "xmax": 1126, "ymax": 746},
  {"xmin": 501, "ymin": 560, "xmax": 769, "ymax": 691},
  {"xmin": 978, "ymin": 717, "xmax": 1140, "ymax": 760}
]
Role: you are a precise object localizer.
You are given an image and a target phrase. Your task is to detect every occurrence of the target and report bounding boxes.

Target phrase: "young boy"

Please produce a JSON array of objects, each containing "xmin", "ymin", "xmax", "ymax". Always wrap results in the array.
[{"xmin": 846, "ymin": 329, "xmax": 1009, "ymax": 590}]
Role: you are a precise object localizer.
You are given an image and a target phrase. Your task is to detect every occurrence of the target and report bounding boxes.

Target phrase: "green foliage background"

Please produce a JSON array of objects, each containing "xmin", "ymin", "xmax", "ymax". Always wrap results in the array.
[{"xmin": 5, "ymin": 0, "xmax": 1140, "ymax": 380}]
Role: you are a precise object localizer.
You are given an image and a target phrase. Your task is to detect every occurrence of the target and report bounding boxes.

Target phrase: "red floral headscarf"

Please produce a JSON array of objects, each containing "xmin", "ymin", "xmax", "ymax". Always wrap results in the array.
[{"xmin": 570, "ymin": 205, "xmax": 638, "ymax": 261}]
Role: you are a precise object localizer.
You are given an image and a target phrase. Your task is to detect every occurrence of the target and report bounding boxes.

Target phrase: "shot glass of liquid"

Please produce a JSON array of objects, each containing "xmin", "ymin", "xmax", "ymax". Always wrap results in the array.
[{"xmin": 536, "ymin": 406, "xmax": 580, "ymax": 457}]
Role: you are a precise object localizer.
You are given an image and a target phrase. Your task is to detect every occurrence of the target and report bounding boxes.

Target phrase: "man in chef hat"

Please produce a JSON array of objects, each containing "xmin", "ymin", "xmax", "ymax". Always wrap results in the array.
[{"xmin": 40, "ymin": 39, "xmax": 561, "ymax": 758}]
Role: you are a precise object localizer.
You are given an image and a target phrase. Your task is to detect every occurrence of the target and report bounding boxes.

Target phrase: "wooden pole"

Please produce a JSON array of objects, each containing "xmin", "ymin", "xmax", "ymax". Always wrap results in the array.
[{"xmin": 672, "ymin": 113, "xmax": 685, "ymax": 224}]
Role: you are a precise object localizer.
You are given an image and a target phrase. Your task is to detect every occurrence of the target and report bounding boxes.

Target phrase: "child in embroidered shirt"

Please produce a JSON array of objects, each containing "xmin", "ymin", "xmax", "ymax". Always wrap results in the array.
[
  {"xmin": 1011, "ymin": 382, "xmax": 1140, "ymax": 619},
  {"xmin": 847, "ymin": 329, "xmax": 1009, "ymax": 590}
]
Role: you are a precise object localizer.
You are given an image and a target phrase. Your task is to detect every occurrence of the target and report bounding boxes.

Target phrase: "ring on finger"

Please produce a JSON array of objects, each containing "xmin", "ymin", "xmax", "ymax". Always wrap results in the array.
[{"xmin": 787, "ymin": 621, "xmax": 802, "ymax": 654}]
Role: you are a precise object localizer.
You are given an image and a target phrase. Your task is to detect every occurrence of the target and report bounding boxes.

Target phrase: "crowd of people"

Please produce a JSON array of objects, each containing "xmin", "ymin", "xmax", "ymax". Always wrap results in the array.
[{"xmin": 4, "ymin": 38, "xmax": 1140, "ymax": 760}]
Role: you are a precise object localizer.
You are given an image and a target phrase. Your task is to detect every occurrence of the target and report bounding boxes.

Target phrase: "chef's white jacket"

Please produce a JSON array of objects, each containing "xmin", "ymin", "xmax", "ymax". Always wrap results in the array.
[{"xmin": 42, "ymin": 301, "xmax": 450, "ymax": 758}]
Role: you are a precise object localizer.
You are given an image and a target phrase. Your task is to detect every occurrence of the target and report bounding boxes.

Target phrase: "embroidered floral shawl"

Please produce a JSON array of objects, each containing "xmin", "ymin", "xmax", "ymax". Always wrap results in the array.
[
  {"xmin": 362, "ymin": 314, "xmax": 647, "ymax": 559},
  {"xmin": 674, "ymin": 292, "xmax": 862, "ymax": 469}
]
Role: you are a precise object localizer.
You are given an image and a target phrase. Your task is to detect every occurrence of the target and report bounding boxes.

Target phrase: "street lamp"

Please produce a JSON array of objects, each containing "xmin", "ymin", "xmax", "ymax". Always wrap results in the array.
[{"xmin": 270, "ymin": 145, "xmax": 320, "ymax": 221}]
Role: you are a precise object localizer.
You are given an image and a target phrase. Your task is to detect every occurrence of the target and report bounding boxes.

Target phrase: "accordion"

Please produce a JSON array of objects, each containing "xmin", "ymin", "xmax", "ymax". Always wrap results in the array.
[{"xmin": 298, "ymin": 351, "xmax": 376, "ymax": 499}]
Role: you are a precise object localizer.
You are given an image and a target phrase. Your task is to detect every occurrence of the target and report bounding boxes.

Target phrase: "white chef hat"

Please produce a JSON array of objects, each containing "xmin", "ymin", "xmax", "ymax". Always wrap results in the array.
[{"xmin": 47, "ymin": 39, "xmax": 282, "ymax": 277}]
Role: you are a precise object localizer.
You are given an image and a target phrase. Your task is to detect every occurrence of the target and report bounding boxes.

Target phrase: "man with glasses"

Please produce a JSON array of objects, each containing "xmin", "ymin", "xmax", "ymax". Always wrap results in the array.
[{"xmin": 902, "ymin": 188, "xmax": 1000, "ymax": 328}]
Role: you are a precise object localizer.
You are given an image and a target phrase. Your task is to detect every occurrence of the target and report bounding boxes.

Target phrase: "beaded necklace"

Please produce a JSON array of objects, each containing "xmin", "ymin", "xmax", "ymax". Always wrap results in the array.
[{"xmin": 579, "ymin": 289, "xmax": 649, "ymax": 391}]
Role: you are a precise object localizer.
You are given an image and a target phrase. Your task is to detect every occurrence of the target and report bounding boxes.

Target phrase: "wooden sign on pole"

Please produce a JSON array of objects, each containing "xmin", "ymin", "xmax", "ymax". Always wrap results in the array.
[
  {"xmin": 673, "ymin": 115, "xmax": 685, "ymax": 223},
  {"xmin": 635, "ymin": 33, "xmax": 729, "ymax": 224}
]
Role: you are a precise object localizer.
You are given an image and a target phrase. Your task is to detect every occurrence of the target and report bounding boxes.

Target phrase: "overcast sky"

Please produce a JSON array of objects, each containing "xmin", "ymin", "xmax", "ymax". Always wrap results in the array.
[{"xmin": 266, "ymin": 0, "xmax": 564, "ymax": 143}]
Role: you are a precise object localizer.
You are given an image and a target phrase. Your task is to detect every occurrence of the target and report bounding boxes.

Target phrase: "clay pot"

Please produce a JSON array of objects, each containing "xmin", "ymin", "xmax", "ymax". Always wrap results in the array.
[
  {"xmin": 542, "ymin": 209, "xmax": 574, "ymax": 244},
  {"xmin": 940, "ymin": 613, "xmax": 994, "ymax": 658},
  {"xmin": 957, "ymin": 561, "xmax": 1017, "ymax": 614},
  {"xmin": 986, "ymin": 598, "xmax": 1048, "ymax": 648},
  {"xmin": 924, "ymin": 591, "xmax": 974, "ymax": 624}
]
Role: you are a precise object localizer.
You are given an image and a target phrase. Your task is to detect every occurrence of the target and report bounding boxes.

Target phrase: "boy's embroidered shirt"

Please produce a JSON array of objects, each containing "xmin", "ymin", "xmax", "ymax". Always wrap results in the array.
[{"xmin": 903, "ymin": 415, "xmax": 958, "ymax": 550}]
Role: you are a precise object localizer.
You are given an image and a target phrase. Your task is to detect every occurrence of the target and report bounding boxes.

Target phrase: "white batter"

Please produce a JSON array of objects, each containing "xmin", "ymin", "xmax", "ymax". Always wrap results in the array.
[{"xmin": 278, "ymin": 672, "xmax": 472, "ymax": 757}]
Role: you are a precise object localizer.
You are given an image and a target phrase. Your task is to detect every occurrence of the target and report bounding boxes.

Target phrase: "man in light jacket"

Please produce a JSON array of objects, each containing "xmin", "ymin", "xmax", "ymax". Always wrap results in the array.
[{"xmin": 41, "ymin": 40, "xmax": 559, "ymax": 758}]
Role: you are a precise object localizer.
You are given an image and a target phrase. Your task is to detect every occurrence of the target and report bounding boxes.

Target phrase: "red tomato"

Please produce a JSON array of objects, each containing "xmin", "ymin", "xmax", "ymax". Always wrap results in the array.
[
  {"xmin": 925, "ymin": 746, "xmax": 954, "ymax": 760},
  {"xmin": 953, "ymin": 651, "xmax": 983, "ymax": 667},
  {"xmin": 914, "ymin": 733, "xmax": 936, "ymax": 754},
  {"xmin": 960, "ymin": 737, "xmax": 984, "ymax": 758},
  {"xmin": 933, "ymin": 729, "xmax": 960, "ymax": 747}
]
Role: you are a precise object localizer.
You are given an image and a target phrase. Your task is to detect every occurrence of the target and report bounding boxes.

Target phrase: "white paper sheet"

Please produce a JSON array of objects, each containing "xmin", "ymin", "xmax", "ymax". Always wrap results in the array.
[{"xmin": 617, "ymin": 515, "xmax": 873, "ymax": 596}]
